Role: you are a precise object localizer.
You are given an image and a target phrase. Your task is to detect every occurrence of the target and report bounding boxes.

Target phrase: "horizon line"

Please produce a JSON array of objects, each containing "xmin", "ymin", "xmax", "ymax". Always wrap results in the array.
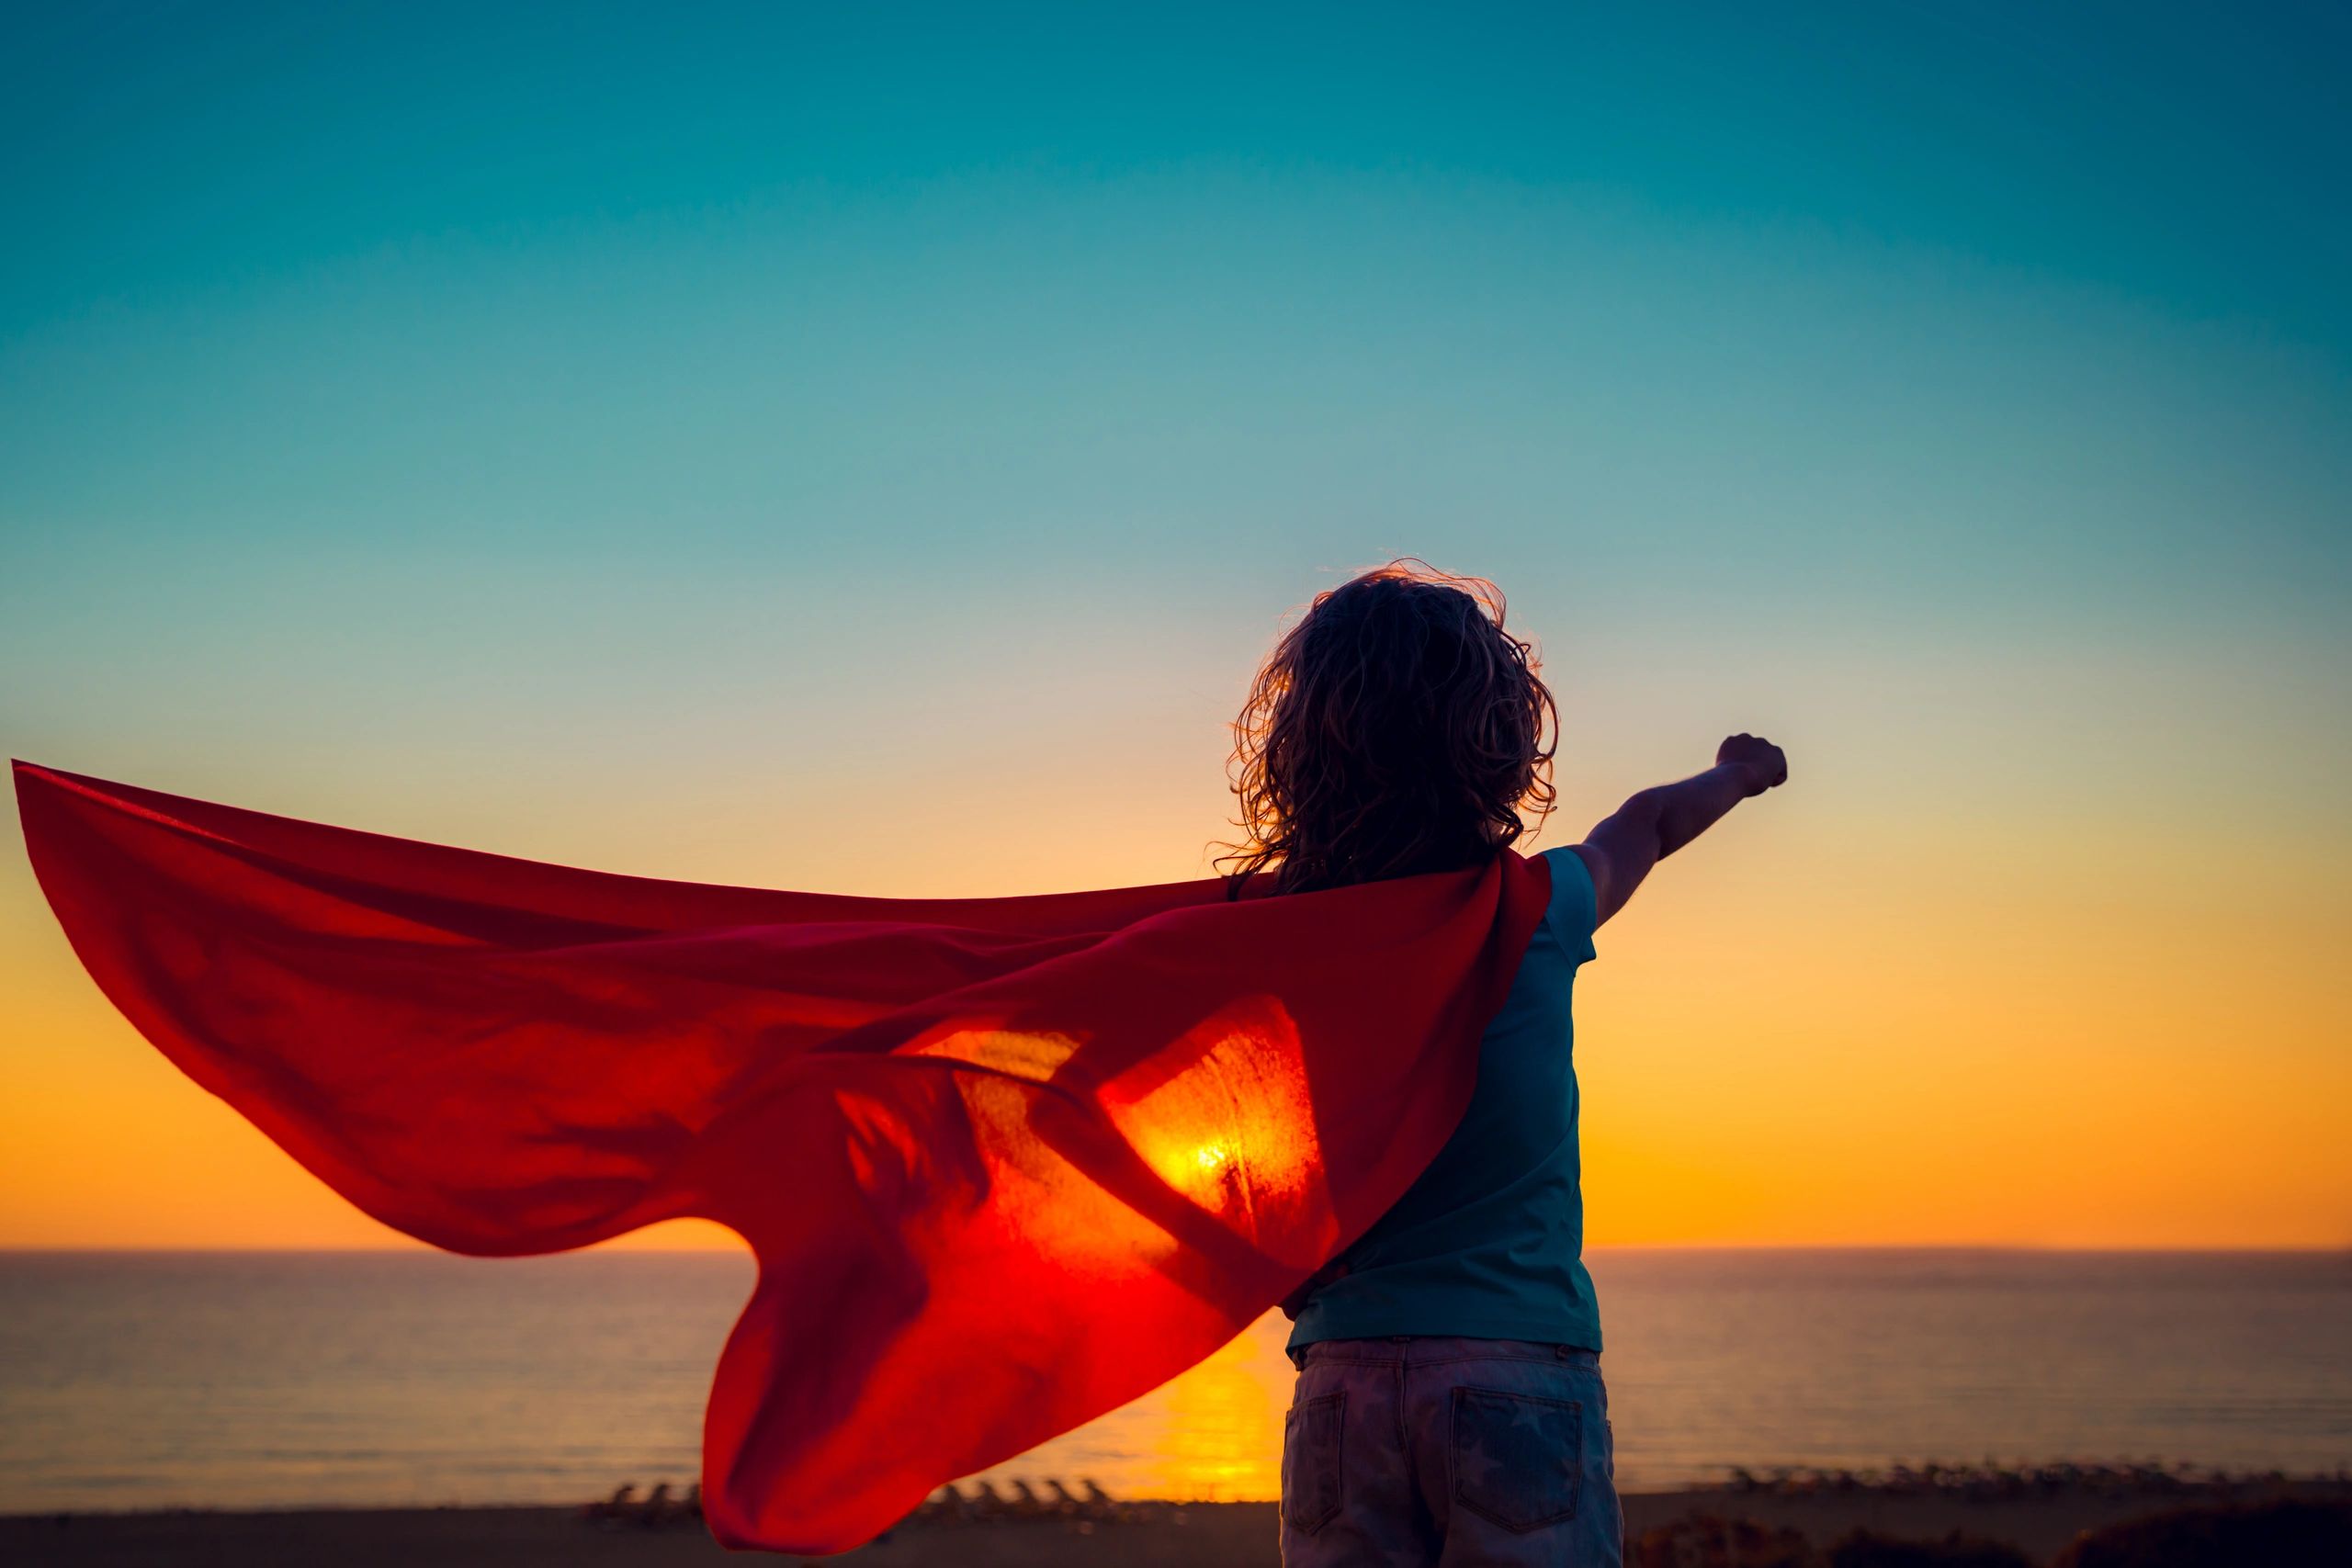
[{"xmin": 4, "ymin": 1241, "xmax": 2345, "ymax": 1257}]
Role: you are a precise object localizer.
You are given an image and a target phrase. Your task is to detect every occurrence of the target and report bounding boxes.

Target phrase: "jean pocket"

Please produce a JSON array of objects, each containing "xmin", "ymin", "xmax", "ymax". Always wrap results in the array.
[
  {"xmin": 1451, "ymin": 1385, "xmax": 1583, "ymax": 1532},
  {"xmin": 1281, "ymin": 1391, "xmax": 1345, "ymax": 1535}
]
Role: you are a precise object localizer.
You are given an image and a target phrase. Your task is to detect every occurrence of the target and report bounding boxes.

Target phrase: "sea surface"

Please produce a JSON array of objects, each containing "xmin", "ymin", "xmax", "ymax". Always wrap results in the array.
[{"xmin": 1, "ymin": 1249, "xmax": 2346, "ymax": 1515}]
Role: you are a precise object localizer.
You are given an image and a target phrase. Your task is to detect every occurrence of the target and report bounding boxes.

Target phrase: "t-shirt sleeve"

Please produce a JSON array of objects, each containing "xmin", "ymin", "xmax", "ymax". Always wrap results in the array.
[{"xmin": 1540, "ymin": 846, "xmax": 1600, "ymax": 967}]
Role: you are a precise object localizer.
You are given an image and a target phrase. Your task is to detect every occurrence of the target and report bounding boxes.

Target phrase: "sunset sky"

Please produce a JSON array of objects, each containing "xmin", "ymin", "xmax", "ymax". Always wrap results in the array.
[{"xmin": 3, "ymin": 3, "xmax": 2346, "ymax": 1250}]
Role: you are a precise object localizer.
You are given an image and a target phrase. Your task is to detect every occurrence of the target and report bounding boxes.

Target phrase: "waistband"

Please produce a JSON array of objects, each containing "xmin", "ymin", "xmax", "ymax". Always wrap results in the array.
[{"xmin": 1291, "ymin": 1335, "xmax": 1601, "ymax": 1371}]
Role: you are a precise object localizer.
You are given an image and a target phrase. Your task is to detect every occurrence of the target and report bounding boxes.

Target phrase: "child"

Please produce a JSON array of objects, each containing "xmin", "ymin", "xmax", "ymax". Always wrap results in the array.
[
  {"xmin": 1231, "ymin": 561, "xmax": 1789, "ymax": 1567},
  {"xmin": 10, "ymin": 559, "xmax": 1783, "ymax": 1557}
]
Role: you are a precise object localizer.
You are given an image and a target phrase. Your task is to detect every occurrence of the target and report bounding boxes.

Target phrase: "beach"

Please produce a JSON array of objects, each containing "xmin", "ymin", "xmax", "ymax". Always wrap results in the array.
[
  {"xmin": 12, "ymin": 1250, "xmax": 2349, "ymax": 1519},
  {"xmin": 13, "ymin": 1483, "xmax": 2352, "ymax": 1567},
  {"xmin": 6, "ymin": 1254, "xmax": 2347, "ymax": 1562}
]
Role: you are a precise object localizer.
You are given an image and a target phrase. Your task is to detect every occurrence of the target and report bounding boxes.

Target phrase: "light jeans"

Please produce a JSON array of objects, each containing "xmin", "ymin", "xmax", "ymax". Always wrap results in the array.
[{"xmin": 1280, "ymin": 1337, "xmax": 1623, "ymax": 1567}]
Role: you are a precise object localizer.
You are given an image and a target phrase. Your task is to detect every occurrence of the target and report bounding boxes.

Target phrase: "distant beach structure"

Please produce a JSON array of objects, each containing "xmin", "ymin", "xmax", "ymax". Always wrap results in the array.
[{"xmin": 0, "ymin": 1248, "xmax": 2344, "ymax": 1516}]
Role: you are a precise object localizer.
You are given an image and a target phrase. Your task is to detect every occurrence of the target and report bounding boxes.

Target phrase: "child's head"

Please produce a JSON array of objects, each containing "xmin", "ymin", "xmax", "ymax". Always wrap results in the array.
[{"xmin": 1221, "ymin": 558, "xmax": 1557, "ymax": 895}]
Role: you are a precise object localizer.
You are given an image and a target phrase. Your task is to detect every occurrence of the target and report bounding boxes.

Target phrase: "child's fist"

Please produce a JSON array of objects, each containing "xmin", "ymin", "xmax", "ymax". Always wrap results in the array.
[{"xmin": 1717, "ymin": 733, "xmax": 1788, "ymax": 795}]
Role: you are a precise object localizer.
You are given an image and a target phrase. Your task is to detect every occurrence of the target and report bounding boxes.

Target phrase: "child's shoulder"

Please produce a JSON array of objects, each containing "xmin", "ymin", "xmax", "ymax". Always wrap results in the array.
[
  {"xmin": 1534, "ymin": 842, "xmax": 1594, "ymax": 893},
  {"xmin": 1533, "ymin": 845, "xmax": 1600, "ymax": 960}
]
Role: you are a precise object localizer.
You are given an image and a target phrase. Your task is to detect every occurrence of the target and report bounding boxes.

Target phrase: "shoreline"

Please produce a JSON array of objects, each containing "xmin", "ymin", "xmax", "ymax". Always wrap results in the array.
[{"xmin": 10, "ymin": 1482, "xmax": 2352, "ymax": 1566}]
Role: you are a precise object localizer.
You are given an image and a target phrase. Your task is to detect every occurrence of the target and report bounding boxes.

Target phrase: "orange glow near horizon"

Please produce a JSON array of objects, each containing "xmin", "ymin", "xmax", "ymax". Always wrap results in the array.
[
  {"xmin": 5, "ymin": 0, "xmax": 2350, "ymax": 1265},
  {"xmin": 3, "ymin": 760, "xmax": 2347, "ymax": 1253}
]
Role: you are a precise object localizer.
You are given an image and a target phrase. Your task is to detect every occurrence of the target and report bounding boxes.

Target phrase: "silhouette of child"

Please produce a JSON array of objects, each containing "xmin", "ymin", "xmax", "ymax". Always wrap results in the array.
[{"xmin": 1240, "ymin": 561, "xmax": 1789, "ymax": 1568}]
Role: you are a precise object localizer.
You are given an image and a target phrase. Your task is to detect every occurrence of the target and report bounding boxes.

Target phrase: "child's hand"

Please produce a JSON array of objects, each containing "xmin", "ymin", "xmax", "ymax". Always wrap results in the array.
[
  {"xmin": 1581, "ymin": 736, "xmax": 1788, "ymax": 924},
  {"xmin": 1716, "ymin": 733, "xmax": 1788, "ymax": 795}
]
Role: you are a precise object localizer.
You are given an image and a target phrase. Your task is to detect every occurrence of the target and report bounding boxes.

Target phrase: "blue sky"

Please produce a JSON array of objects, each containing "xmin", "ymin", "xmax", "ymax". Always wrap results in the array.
[
  {"xmin": 4, "ymin": 3, "xmax": 2350, "ymax": 1247},
  {"xmin": 5, "ymin": 2, "xmax": 2345, "ymax": 856},
  {"xmin": 5, "ymin": 1, "xmax": 2346, "ymax": 840}
]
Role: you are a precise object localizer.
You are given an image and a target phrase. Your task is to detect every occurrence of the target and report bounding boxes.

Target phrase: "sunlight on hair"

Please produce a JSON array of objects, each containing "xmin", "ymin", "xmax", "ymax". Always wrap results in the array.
[{"xmin": 1217, "ymin": 556, "xmax": 1557, "ymax": 895}]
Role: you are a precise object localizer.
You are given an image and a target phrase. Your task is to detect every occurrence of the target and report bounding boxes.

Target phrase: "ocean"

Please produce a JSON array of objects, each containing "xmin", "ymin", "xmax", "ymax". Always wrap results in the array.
[{"xmin": 1, "ymin": 1248, "xmax": 2345, "ymax": 1515}]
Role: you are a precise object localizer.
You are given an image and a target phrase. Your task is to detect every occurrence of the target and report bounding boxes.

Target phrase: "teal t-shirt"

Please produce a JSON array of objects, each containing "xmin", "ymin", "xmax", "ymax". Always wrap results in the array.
[{"xmin": 1287, "ymin": 844, "xmax": 1603, "ymax": 1353}]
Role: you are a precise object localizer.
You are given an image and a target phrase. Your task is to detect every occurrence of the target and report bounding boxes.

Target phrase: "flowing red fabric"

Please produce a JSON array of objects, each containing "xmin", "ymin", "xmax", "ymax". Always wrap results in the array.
[{"xmin": 13, "ymin": 760, "xmax": 1550, "ymax": 1552}]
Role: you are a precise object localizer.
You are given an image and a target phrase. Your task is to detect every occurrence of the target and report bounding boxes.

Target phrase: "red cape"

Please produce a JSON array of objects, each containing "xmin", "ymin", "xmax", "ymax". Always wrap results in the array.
[{"xmin": 13, "ymin": 761, "xmax": 1550, "ymax": 1552}]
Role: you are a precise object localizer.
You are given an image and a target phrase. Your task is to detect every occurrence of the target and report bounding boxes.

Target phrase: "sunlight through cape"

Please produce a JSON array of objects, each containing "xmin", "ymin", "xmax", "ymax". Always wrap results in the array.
[{"xmin": 13, "ymin": 760, "xmax": 1549, "ymax": 1552}]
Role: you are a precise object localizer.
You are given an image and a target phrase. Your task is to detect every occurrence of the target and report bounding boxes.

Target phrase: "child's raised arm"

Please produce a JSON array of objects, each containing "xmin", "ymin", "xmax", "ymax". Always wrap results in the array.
[{"xmin": 1571, "ymin": 733, "xmax": 1788, "ymax": 926}]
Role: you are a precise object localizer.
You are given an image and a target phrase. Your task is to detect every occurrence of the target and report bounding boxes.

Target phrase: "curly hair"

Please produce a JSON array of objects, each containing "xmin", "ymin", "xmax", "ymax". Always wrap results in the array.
[{"xmin": 1217, "ymin": 558, "xmax": 1558, "ymax": 897}]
